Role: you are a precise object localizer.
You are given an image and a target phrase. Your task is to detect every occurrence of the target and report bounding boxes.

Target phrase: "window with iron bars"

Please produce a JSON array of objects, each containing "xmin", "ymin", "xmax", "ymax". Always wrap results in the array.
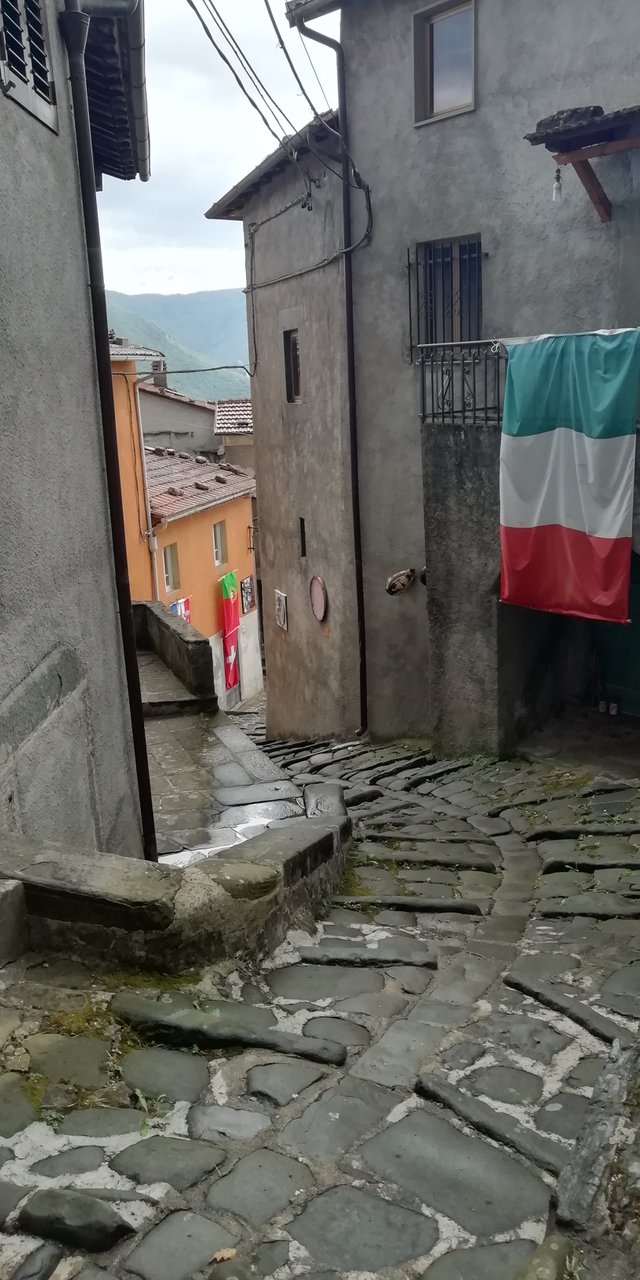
[
  {"xmin": 0, "ymin": 0, "xmax": 56, "ymax": 128},
  {"xmin": 415, "ymin": 235, "xmax": 482, "ymax": 345}
]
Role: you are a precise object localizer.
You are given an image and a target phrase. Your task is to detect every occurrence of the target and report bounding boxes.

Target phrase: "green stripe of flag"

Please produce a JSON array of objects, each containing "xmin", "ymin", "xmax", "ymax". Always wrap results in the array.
[{"xmin": 502, "ymin": 332, "xmax": 640, "ymax": 439}]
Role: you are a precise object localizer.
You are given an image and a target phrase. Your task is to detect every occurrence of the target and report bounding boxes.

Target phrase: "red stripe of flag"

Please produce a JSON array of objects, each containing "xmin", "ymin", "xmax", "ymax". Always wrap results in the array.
[{"xmin": 500, "ymin": 524, "xmax": 632, "ymax": 622}]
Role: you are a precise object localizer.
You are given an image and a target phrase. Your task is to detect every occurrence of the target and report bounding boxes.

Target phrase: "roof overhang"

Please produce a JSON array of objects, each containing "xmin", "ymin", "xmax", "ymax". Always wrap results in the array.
[
  {"xmin": 206, "ymin": 110, "xmax": 339, "ymax": 221},
  {"xmin": 285, "ymin": 0, "xmax": 342, "ymax": 22},
  {"xmin": 85, "ymin": 1, "xmax": 150, "ymax": 182},
  {"xmin": 526, "ymin": 103, "xmax": 640, "ymax": 223}
]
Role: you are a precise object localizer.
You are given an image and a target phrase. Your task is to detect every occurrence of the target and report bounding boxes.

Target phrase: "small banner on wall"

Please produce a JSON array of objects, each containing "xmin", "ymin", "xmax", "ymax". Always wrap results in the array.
[
  {"xmin": 221, "ymin": 571, "xmax": 239, "ymax": 691},
  {"xmin": 500, "ymin": 330, "xmax": 640, "ymax": 623},
  {"xmin": 169, "ymin": 597, "xmax": 191, "ymax": 624}
]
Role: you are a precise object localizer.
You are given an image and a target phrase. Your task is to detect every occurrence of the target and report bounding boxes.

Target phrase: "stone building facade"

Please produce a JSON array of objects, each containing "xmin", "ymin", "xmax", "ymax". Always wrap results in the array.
[
  {"xmin": 0, "ymin": 1, "xmax": 150, "ymax": 853},
  {"xmin": 211, "ymin": 0, "xmax": 640, "ymax": 750}
]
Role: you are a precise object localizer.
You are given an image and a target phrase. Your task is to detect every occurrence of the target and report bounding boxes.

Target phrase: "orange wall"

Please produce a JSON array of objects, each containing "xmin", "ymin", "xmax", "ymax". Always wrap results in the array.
[
  {"xmin": 156, "ymin": 496, "xmax": 255, "ymax": 638},
  {"xmin": 112, "ymin": 360, "xmax": 256, "ymax": 639},
  {"xmin": 112, "ymin": 362, "xmax": 153, "ymax": 601}
]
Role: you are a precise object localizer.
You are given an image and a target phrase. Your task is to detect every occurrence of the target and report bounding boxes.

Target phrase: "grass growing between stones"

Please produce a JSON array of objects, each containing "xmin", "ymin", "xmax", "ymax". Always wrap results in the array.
[
  {"xmin": 341, "ymin": 862, "xmax": 372, "ymax": 897},
  {"xmin": 44, "ymin": 1000, "xmax": 112, "ymax": 1038},
  {"xmin": 20, "ymin": 1072, "xmax": 48, "ymax": 1115}
]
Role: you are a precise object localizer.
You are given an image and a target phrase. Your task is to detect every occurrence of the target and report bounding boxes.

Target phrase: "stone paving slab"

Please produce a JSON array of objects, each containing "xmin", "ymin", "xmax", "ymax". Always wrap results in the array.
[{"xmin": 363, "ymin": 1109, "xmax": 551, "ymax": 1233}]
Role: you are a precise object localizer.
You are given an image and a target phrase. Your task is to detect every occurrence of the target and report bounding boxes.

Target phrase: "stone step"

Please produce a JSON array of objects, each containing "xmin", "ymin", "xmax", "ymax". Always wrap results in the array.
[{"xmin": 111, "ymin": 991, "xmax": 347, "ymax": 1066}]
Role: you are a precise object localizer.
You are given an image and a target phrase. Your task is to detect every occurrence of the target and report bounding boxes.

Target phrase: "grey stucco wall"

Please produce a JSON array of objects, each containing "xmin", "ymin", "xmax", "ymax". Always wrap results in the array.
[
  {"xmin": 139, "ymin": 390, "xmax": 218, "ymax": 455},
  {"xmin": 240, "ymin": 158, "xmax": 359, "ymax": 740},
  {"xmin": 341, "ymin": 0, "xmax": 640, "ymax": 746},
  {"xmin": 219, "ymin": 435, "xmax": 255, "ymax": 473},
  {"xmin": 0, "ymin": 0, "xmax": 142, "ymax": 855}
]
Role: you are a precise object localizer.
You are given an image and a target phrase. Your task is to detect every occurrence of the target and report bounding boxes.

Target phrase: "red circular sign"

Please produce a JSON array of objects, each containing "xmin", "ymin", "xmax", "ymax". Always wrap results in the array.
[{"xmin": 310, "ymin": 575, "xmax": 328, "ymax": 622}]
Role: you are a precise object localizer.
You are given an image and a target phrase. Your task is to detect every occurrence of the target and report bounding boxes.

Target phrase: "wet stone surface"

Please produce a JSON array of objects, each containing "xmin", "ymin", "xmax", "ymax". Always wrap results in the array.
[{"xmin": 2, "ymin": 729, "xmax": 640, "ymax": 1278}]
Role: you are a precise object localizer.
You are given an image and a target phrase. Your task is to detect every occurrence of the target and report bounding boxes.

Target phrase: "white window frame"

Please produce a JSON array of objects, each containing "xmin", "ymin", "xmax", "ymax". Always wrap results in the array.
[
  {"xmin": 213, "ymin": 520, "xmax": 227, "ymax": 567},
  {"xmin": 0, "ymin": 0, "xmax": 57, "ymax": 130},
  {"xmin": 413, "ymin": 0, "xmax": 475, "ymax": 127},
  {"xmin": 163, "ymin": 543, "xmax": 180, "ymax": 592}
]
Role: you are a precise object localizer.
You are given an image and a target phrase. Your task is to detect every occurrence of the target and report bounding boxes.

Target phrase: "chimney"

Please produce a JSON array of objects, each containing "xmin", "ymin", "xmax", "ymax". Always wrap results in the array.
[{"xmin": 152, "ymin": 358, "xmax": 167, "ymax": 389}]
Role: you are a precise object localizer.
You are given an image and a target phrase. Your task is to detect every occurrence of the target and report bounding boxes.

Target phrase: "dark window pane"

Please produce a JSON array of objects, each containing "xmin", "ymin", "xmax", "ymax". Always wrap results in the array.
[
  {"xmin": 284, "ymin": 329, "xmax": 301, "ymax": 402},
  {"xmin": 432, "ymin": 7, "xmax": 472, "ymax": 115}
]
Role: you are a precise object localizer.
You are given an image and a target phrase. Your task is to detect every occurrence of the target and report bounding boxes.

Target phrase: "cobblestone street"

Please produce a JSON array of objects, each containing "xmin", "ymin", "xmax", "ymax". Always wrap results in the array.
[{"xmin": 1, "ymin": 725, "xmax": 640, "ymax": 1279}]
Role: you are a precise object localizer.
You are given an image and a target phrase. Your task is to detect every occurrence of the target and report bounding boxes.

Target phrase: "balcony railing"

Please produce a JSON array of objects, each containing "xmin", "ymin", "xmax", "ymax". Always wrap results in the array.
[{"xmin": 418, "ymin": 340, "xmax": 507, "ymax": 427}]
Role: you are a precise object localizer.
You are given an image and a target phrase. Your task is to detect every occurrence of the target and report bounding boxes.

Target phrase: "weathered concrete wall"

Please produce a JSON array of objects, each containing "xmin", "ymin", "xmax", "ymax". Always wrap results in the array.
[
  {"xmin": 219, "ymin": 434, "xmax": 255, "ymax": 472},
  {"xmin": 0, "ymin": 0, "xmax": 142, "ymax": 855},
  {"xmin": 241, "ymin": 157, "xmax": 360, "ymax": 740},
  {"xmin": 138, "ymin": 387, "xmax": 217, "ymax": 455},
  {"xmin": 238, "ymin": 611, "xmax": 264, "ymax": 703},
  {"xmin": 137, "ymin": 602, "xmax": 216, "ymax": 697},
  {"xmin": 423, "ymin": 424, "xmax": 597, "ymax": 756},
  {"xmin": 341, "ymin": 0, "xmax": 640, "ymax": 747}
]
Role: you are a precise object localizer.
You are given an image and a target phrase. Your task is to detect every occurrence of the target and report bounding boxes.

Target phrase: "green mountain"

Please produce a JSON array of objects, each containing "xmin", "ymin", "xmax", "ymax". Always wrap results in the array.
[{"xmin": 106, "ymin": 290, "xmax": 250, "ymax": 402}]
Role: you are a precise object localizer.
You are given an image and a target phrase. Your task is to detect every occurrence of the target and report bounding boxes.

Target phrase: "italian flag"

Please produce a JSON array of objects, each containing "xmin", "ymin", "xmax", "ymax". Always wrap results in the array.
[{"xmin": 500, "ymin": 331, "xmax": 640, "ymax": 623}]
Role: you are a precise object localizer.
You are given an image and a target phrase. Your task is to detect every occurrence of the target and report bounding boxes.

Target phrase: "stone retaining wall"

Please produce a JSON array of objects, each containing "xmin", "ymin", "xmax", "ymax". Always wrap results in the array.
[
  {"xmin": 0, "ymin": 818, "xmax": 349, "ymax": 971},
  {"xmin": 133, "ymin": 602, "xmax": 216, "ymax": 698}
]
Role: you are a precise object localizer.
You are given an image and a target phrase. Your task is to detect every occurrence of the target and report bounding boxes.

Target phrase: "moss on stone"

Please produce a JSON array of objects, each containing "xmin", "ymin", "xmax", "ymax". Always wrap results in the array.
[
  {"xmin": 20, "ymin": 1073, "xmax": 49, "ymax": 1115},
  {"xmin": 45, "ymin": 1001, "xmax": 112, "ymax": 1038},
  {"xmin": 341, "ymin": 863, "xmax": 371, "ymax": 896}
]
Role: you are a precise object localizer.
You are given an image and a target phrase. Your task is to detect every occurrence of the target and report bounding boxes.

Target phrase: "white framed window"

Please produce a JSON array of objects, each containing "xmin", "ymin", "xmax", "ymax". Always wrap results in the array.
[
  {"xmin": 0, "ymin": 0, "xmax": 57, "ymax": 129},
  {"xmin": 213, "ymin": 520, "xmax": 227, "ymax": 567},
  {"xmin": 163, "ymin": 543, "xmax": 180, "ymax": 592},
  {"xmin": 414, "ymin": 1, "xmax": 474, "ymax": 125}
]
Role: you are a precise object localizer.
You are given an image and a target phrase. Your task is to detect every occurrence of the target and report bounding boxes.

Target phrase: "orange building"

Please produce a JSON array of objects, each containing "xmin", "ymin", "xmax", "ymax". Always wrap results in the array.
[{"xmin": 111, "ymin": 343, "xmax": 262, "ymax": 707}]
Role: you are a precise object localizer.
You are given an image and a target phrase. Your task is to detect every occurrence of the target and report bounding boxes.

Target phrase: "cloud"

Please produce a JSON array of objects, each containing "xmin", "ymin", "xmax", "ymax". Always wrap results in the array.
[{"xmin": 99, "ymin": 0, "xmax": 338, "ymax": 294}]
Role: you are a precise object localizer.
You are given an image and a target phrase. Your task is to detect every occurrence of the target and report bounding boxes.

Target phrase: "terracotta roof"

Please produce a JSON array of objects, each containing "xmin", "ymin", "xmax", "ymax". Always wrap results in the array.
[
  {"xmin": 110, "ymin": 340, "xmax": 165, "ymax": 362},
  {"xmin": 214, "ymin": 399, "xmax": 253, "ymax": 435},
  {"xmin": 139, "ymin": 383, "xmax": 217, "ymax": 413},
  {"xmin": 145, "ymin": 449, "xmax": 255, "ymax": 522}
]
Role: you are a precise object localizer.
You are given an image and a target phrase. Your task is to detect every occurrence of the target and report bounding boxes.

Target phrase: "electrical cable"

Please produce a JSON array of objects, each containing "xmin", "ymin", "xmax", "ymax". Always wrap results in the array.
[
  {"xmin": 297, "ymin": 26, "xmax": 331, "ymax": 111},
  {"xmin": 184, "ymin": 0, "xmax": 312, "ymax": 200},
  {"xmin": 201, "ymin": 0, "xmax": 297, "ymax": 139}
]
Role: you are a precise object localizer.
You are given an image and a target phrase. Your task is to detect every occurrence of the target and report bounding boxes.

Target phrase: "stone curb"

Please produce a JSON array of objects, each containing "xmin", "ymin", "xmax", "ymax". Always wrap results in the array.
[
  {"xmin": 556, "ymin": 1043, "xmax": 640, "ymax": 1237},
  {"xmin": 0, "ymin": 815, "xmax": 349, "ymax": 971},
  {"xmin": 512, "ymin": 1235, "xmax": 572, "ymax": 1280}
]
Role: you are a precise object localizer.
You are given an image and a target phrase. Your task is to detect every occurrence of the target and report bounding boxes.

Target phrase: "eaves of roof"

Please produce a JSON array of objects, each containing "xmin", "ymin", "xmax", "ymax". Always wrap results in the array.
[
  {"xmin": 206, "ymin": 110, "xmax": 339, "ymax": 221},
  {"xmin": 86, "ymin": 1, "xmax": 150, "ymax": 183}
]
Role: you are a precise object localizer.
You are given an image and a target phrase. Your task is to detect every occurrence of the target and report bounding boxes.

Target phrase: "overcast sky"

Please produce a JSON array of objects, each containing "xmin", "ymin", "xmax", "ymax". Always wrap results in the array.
[{"xmin": 98, "ymin": 0, "xmax": 338, "ymax": 295}]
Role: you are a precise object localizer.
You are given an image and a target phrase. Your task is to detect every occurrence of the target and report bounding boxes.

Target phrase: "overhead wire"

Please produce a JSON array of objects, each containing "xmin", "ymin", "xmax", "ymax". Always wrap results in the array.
[
  {"xmin": 201, "ymin": 0, "xmax": 297, "ymax": 140},
  {"xmin": 297, "ymin": 26, "xmax": 331, "ymax": 111},
  {"xmin": 184, "ymin": 0, "xmax": 313, "ymax": 201},
  {"xmin": 183, "ymin": 0, "xmax": 374, "ymax": 376}
]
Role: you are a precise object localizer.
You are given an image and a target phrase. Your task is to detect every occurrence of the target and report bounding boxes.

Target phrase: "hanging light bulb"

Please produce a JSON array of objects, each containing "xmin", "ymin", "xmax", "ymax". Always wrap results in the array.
[{"xmin": 552, "ymin": 166, "xmax": 563, "ymax": 203}]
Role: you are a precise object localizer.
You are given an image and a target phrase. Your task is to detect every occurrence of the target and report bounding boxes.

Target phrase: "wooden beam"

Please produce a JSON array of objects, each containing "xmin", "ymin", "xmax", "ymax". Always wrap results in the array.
[
  {"xmin": 572, "ymin": 159, "xmax": 612, "ymax": 222},
  {"xmin": 554, "ymin": 135, "xmax": 640, "ymax": 165}
]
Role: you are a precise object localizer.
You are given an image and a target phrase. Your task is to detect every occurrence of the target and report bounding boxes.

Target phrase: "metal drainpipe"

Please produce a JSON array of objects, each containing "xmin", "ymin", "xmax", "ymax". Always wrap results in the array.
[
  {"xmin": 134, "ymin": 381, "xmax": 160, "ymax": 600},
  {"xmin": 295, "ymin": 17, "xmax": 368, "ymax": 734},
  {"xmin": 60, "ymin": 0, "xmax": 157, "ymax": 860}
]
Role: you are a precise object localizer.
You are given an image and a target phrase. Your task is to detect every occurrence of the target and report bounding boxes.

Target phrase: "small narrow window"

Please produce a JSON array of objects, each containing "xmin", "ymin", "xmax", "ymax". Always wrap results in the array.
[
  {"xmin": 163, "ymin": 543, "xmax": 180, "ymax": 592},
  {"xmin": 414, "ymin": 2, "xmax": 473, "ymax": 124},
  {"xmin": 299, "ymin": 517, "xmax": 307, "ymax": 558},
  {"xmin": 213, "ymin": 520, "xmax": 227, "ymax": 567},
  {"xmin": 284, "ymin": 329, "xmax": 301, "ymax": 403},
  {"xmin": 0, "ymin": 0, "xmax": 56, "ymax": 128}
]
